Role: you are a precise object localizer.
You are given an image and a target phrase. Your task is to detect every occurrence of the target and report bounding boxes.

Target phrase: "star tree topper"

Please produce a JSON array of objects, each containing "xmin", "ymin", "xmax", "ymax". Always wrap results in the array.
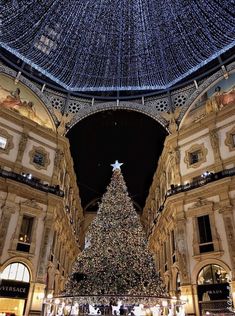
[{"xmin": 111, "ymin": 160, "xmax": 123, "ymax": 171}]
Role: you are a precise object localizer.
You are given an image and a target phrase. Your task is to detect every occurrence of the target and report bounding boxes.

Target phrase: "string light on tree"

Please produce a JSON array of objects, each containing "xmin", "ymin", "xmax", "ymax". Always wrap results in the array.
[
  {"xmin": 44, "ymin": 162, "xmax": 186, "ymax": 315},
  {"xmin": 65, "ymin": 161, "xmax": 167, "ymax": 298}
]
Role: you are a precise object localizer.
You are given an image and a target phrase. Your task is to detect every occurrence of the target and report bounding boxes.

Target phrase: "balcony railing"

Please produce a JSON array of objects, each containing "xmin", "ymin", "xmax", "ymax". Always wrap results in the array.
[
  {"xmin": 0, "ymin": 168, "xmax": 64, "ymax": 197},
  {"xmin": 147, "ymin": 167, "xmax": 235, "ymax": 236},
  {"xmin": 158, "ymin": 167, "xmax": 235, "ymax": 214}
]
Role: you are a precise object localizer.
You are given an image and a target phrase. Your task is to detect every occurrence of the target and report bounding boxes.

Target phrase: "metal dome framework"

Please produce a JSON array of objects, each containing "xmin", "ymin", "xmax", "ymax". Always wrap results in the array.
[{"xmin": 1, "ymin": 0, "xmax": 235, "ymax": 93}]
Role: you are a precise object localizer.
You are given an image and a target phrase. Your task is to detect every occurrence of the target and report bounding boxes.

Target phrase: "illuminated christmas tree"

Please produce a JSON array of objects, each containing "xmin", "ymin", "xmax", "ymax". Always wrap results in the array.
[{"xmin": 64, "ymin": 161, "xmax": 167, "ymax": 301}]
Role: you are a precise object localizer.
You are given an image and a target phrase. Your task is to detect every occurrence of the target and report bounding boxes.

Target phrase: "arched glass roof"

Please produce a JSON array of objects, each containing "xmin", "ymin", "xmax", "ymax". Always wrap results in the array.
[{"xmin": 1, "ymin": 1, "xmax": 235, "ymax": 92}]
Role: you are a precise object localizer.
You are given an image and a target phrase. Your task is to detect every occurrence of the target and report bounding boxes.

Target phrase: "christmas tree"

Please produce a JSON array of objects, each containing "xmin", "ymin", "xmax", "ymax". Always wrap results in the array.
[{"xmin": 64, "ymin": 161, "xmax": 167, "ymax": 302}]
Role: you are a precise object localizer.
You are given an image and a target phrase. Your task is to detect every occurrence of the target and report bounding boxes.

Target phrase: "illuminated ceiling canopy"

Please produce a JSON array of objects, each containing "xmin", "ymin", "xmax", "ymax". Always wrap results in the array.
[{"xmin": 1, "ymin": 1, "xmax": 235, "ymax": 92}]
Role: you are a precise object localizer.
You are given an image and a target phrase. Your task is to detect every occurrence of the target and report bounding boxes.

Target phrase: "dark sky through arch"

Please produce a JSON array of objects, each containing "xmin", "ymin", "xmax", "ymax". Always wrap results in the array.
[{"xmin": 67, "ymin": 110, "xmax": 167, "ymax": 211}]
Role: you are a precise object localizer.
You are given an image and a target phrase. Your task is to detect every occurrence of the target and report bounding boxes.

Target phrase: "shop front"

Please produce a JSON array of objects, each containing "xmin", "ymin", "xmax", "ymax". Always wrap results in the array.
[
  {"xmin": 0, "ymin": 263, "xmax": 30, "ymax": 316},
  {"xmin": 197, "ymin": 264, "xmax": 232, "ymax": 315}
]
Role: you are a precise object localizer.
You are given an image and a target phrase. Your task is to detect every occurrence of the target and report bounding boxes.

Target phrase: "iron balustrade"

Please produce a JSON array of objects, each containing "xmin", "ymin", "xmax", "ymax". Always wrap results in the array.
[{"xmin": 0, "ymin": 168, "xmax": 64, "ymax": 197}]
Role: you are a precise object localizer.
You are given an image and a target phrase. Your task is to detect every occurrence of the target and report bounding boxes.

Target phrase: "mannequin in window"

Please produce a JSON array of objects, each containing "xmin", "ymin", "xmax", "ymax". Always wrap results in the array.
[{"xmin": 215, "ymin": 270, "xmax": 221, "ymax": 283}]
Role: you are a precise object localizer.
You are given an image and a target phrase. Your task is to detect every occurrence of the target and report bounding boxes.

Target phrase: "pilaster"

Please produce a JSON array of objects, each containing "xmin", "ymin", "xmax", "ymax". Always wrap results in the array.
[
  {"xmin": 13, "ymin": 130, "xmax": 29, "ymax": 173},
  {"xmin": 51, "ymin": 146, "xmax": 64, "ymax": 185},
  {"xmin": 180, "ymin": 284, "xmax": 196, "ymax": 315},
  {"xmin": 37, "ymin": 209, "xmax": 54, "ymax": 282},
  {"xmin": 176, "ymin": 206, "xmax": 191, "ymax": 284},
  {"xmin": 0, "ymin": 195, "xmax": 16, "ymax": 257},
  {"xmin": 219, "ymin": 205, "xmax": 235, "ymax": 273}
]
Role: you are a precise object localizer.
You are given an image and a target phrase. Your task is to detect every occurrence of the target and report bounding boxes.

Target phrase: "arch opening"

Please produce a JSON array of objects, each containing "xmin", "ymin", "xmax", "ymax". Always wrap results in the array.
[{"xmin": 67, "ymin": 109, "xmax": 167, "ymax": 211}]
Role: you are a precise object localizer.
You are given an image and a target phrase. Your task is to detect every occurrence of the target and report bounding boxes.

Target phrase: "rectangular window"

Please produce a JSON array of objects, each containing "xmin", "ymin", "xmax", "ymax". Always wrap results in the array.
[
  {"xmin": 189, "ymin": 150, "xmax": 201, "ymax": 165},
  {"xmin": 171, "ymin": 230, "xmax": 176, "ymax": 263},
  {"xmin": 0, "ymin": 136, "xmax": 7, "ymax": 149},
  {"xmin": 19, "ymin": 216, "xmax": 34, "ymax": 243},
  {"xmin": 17, "ymin": 216, "xmax": 34, "ymax": 253},
  {"xmin": 50, "ymin": 231, "xmax": 57, "ymax": 262},
  {"xmin": 164, "ymin": 241, "xmax": 168, "ymax": 272},
  {"xmin": 232, "ymin": 134, "xmax": 235, "ymax": 146},
  {"xmin": 33, "ymin": 151, "xmax": 45, "ymax": 166},
  {"xmin": 197, "ymin": 215, "xmax": 214, "ymax": 253}
]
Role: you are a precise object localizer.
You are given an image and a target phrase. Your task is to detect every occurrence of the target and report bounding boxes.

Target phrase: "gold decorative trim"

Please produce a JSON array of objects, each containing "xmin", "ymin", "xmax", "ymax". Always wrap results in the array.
[
  {"xmin": 184, "ymin": 143, "xmax": 208, "ymax": 169},
  {"xmin": 225, "ymin": 125, "xmax": 235, "ymax": 152},
  {"xmin": 0, "ymin": 128, "xmax": 14, "ymax": 155},
  {"xmin": 29, "ymin": 145, "xmax": 50, "ymax": 170}
]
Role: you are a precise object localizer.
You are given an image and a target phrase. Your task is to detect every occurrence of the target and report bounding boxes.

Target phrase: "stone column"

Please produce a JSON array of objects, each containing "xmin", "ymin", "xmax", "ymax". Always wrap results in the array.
[
  {"xmin": 0, "ymin": 203, "xmax": 15, "ymax": 256},
  {"xmin": 37, "ymin": 212, "xmax": 54, "ymax": 283},
  {"xmin": 181, "ymin": 285, "xmax": 197, "ymax": 315},
  {"xmin": 230, "ymin": 280, "xmax": 235, "ymax": 311},
  {"xmin": 219, "ymin": 205, "xmax": 235, "ymax": 275},
  {"xmin": 176, "ymin": 210, "xmax": 190, "ymax": 285},
  {"xmin": 30, "ymin": 217, "xmax": 39, "ymax": 254},
  {"xmin": 10, "ymin": 213, "xmax": 23, "ymax": 251}
]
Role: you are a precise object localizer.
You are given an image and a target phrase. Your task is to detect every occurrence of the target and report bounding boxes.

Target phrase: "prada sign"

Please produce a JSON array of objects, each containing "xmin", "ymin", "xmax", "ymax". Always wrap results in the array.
[
  {"xmin": 0, "ymin": 280, "xmax": 29, "ymax": 299},
  {"xmin": 198, "ymin": 283, "xmax": 229, "ymax": 301}
]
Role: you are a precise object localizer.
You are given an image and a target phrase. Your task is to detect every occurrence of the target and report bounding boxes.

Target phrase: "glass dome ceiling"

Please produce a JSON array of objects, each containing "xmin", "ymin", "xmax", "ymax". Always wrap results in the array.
[{"xmin": 1, "ymin": 0, "xmax": 235, "ymax": 93}]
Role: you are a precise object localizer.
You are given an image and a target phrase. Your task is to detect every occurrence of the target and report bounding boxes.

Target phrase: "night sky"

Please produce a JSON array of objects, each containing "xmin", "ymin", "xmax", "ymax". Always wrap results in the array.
[{"xmin": 67, "ymin": 110, "xmax": 167, "ymax": 212}]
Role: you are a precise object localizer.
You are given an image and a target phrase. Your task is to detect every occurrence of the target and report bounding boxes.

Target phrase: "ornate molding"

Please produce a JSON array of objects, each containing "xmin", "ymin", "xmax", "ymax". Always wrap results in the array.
[
  {"xmin": 20, "ymin": 199, "xmax": 43, "ymax": 212},
  {"xmin": 0, "ymin": 128, "xmax": 14, "ymax": 155},
  {"xmin": 66, "ymin": 101, "xmax": 168, "ymax": 133},
  {"xmin": 225, "ymin": 125, "xmax": 235, "ymax": 152},
  {"xmin": 193, "ymin": 197, "xmax": 212, "ymax": 208},
  {"xmin": 29, "ymin": 145, "xmax": 50, "ymax": 170},
  {"xmin": 184, "ymin": 143, "xmax": 208, "ymax": 169}
]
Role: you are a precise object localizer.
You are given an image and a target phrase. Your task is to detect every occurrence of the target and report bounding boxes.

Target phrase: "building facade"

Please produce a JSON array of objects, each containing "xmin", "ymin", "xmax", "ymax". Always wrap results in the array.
[
  {"xmin": 1, "ymin": 63, "xmax": 235, "ymax": 316},
  {"xmin": 143, "ymin": 79, "xmax": 235, "ymax": 315},
  {"xmin": 0, "ymin": 75, "xmax": 84, "ymax": 316}
]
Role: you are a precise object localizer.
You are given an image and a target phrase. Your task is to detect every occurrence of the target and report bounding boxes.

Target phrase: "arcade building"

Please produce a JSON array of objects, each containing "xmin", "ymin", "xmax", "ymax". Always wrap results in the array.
[{"xmin": 1, "ymin": 1, "xmax": 235, "ymax": 316}]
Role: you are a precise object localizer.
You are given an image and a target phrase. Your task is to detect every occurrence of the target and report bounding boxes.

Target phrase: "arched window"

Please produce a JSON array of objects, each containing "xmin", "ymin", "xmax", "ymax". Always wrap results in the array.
[
  {"xmin": 1, "ymin": 262, "xmax": 30, "ymax": 282},
  {"xmin": 197, "ymin": 264, "xmax": 229, "ymax": 285}
]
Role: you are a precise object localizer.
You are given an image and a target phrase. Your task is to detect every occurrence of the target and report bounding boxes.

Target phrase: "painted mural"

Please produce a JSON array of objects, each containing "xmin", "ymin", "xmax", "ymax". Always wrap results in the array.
[
  {"xmin": 181, "ymin": 73, "xmax": 235, "ymax": 127},
  {"xmin": 0, "ymin": 74, "xmax": 55, "ymax": 130}
]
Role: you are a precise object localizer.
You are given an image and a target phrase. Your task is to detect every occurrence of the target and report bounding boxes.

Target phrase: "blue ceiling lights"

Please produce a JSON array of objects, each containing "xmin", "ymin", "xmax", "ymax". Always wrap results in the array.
[{"xmin": 1, "ymin": 0, "xmax": 235, "ymax": 92}]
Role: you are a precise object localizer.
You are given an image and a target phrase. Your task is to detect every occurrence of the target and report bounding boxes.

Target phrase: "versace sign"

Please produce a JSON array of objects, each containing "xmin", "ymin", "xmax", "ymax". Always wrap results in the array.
[{"xmin": 0, "ymin": 280, "xmax": 29, "ymax": 299}]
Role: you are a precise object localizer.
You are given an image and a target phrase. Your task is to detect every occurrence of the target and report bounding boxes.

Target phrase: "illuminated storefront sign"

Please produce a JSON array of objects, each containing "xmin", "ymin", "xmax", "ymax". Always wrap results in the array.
[{"xmin": 0, "ymin": 280, "xmax": 29, "ymax": 299}]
